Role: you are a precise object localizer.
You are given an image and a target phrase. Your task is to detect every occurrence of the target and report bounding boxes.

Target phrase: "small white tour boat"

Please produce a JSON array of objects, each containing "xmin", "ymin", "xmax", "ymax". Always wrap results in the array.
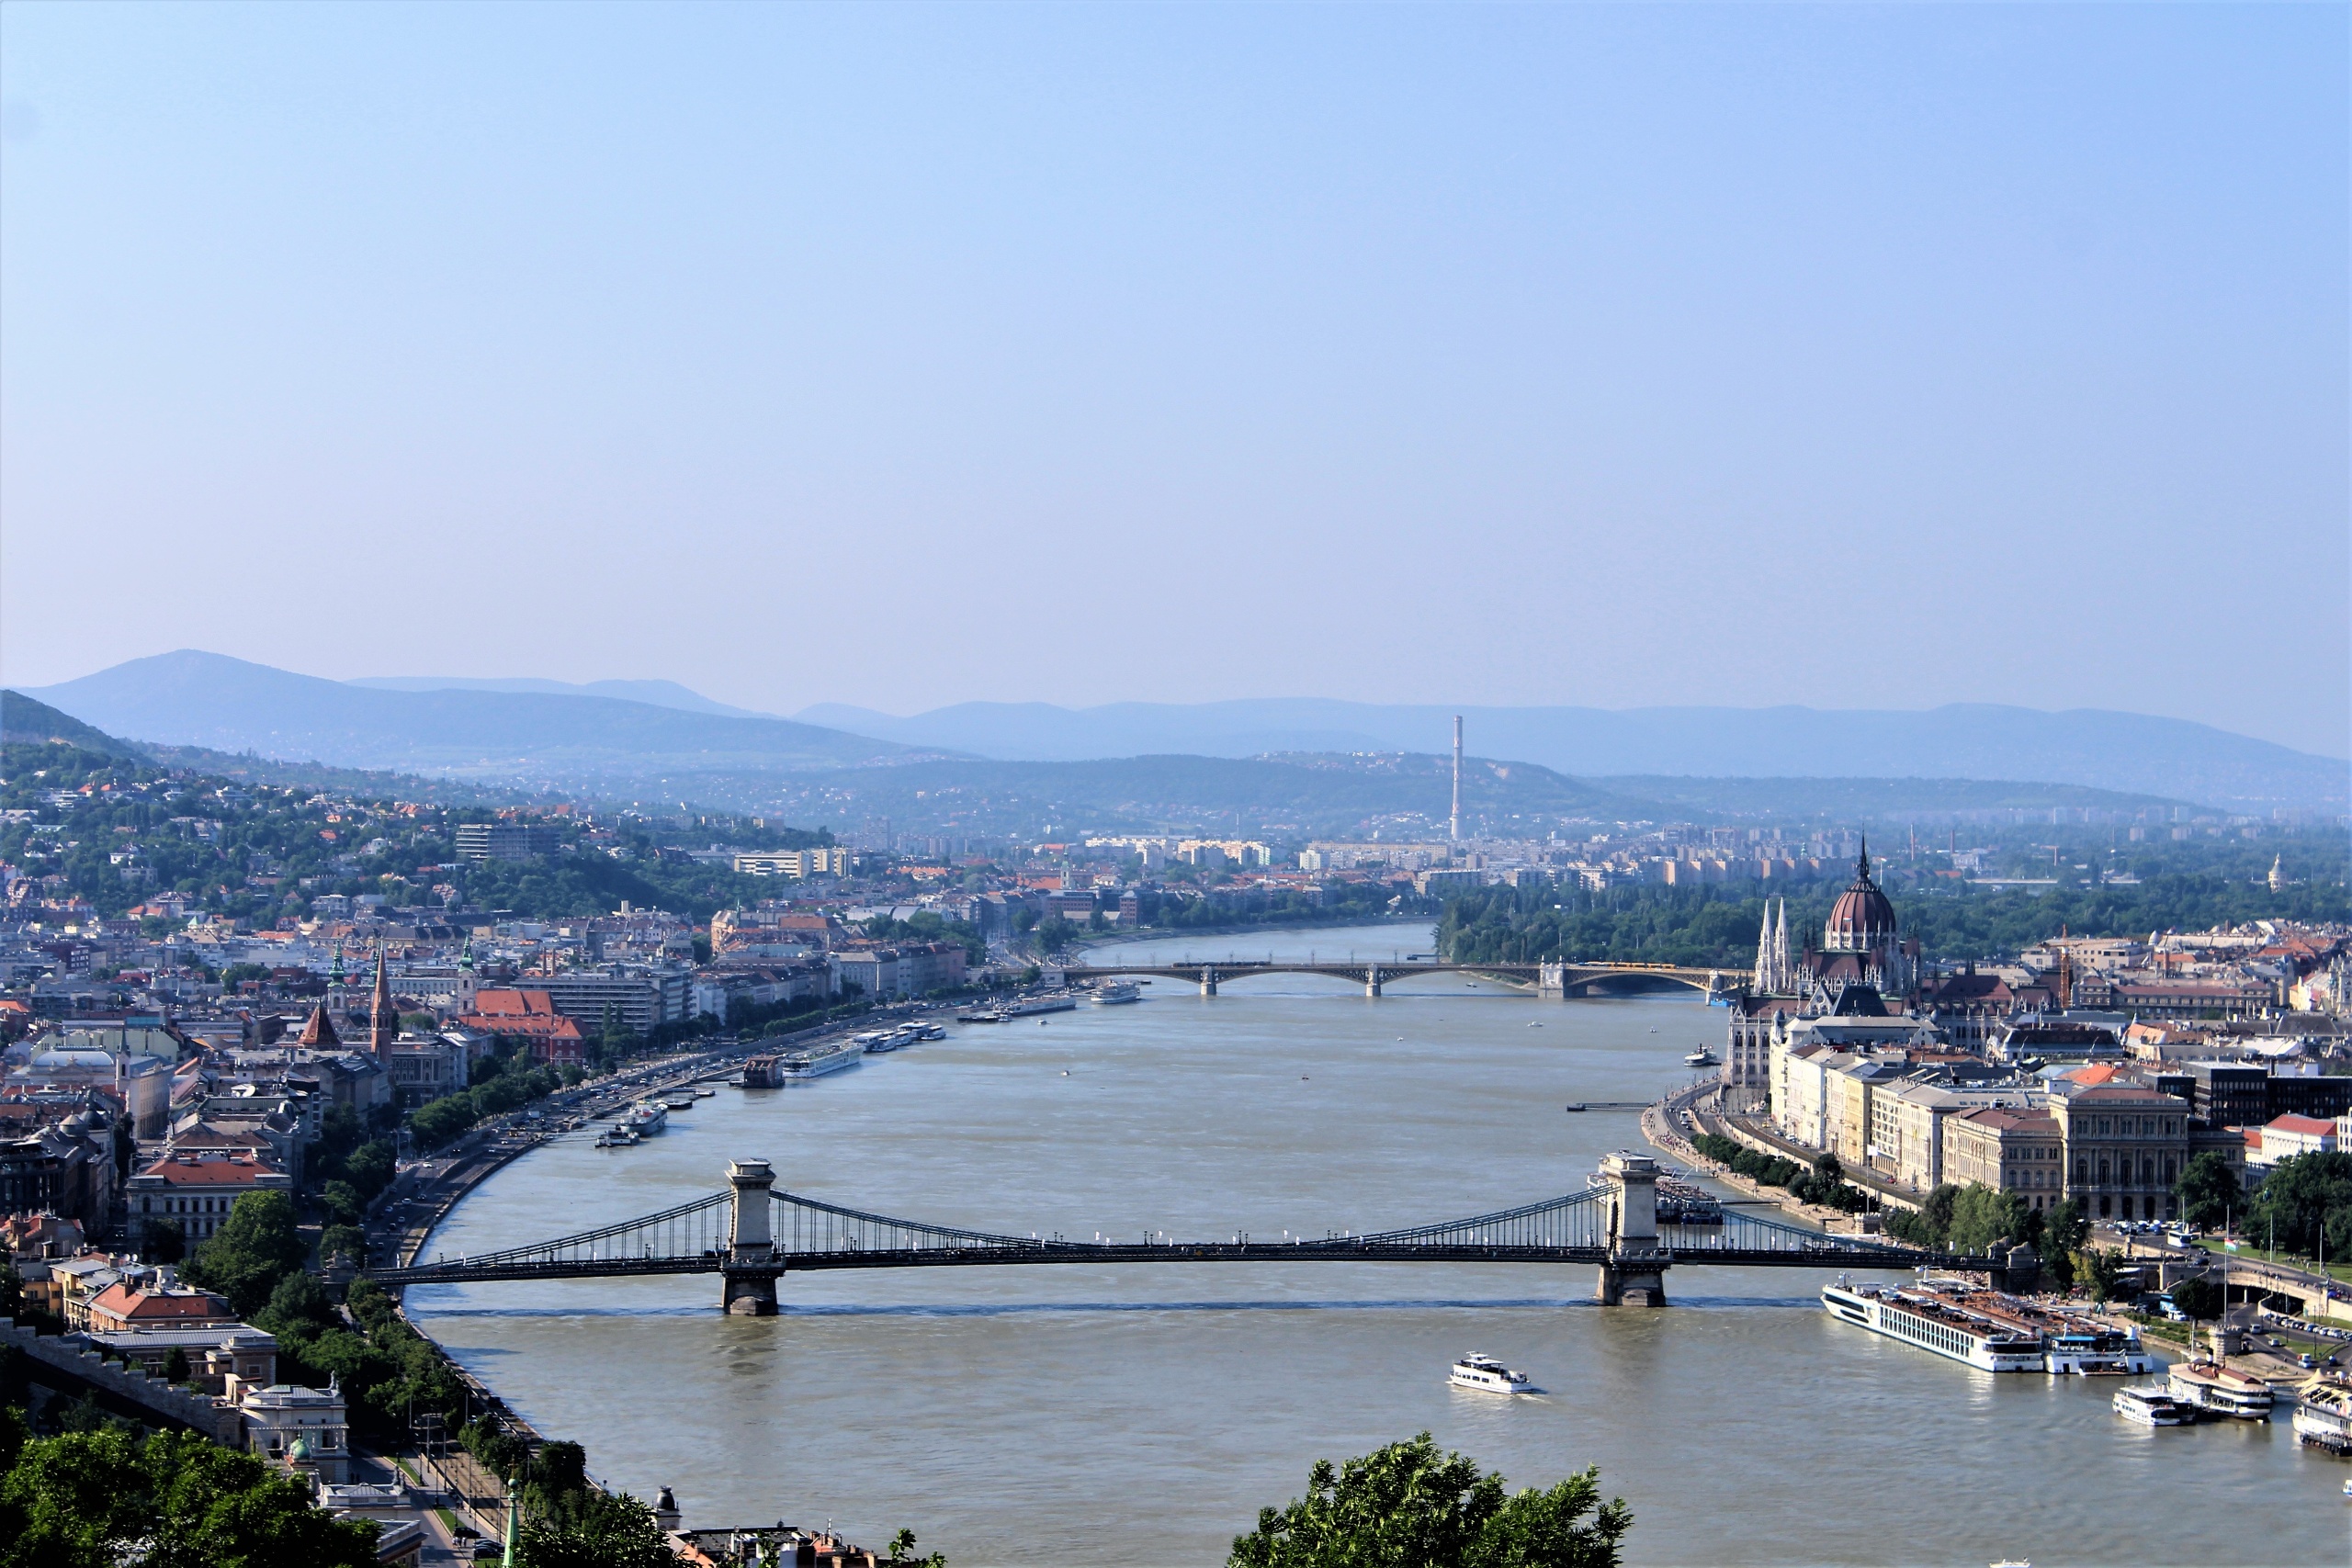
[
  {"xmin": 2113, "ymin": 1385, "xmax": 2191, "ymax": 1427},
  {"xmin": 1448, "ymin": 1353, "xmax": 1531, "ymax": 1394}
]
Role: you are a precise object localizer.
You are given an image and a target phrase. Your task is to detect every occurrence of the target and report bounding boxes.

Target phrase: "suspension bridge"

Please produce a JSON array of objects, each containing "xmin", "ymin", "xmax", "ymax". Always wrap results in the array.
[
  {"xmin": 367, "ymin": 1154, "xmax": 2033, "ymax": 1313},
  {"xmin": 1073, "ymin": 958, "xmax": 1737, "ymax": 998}
]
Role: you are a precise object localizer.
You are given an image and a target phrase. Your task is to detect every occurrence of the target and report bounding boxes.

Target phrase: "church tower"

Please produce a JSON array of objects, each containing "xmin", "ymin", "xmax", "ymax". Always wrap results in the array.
[
  {"xmin": 457, "ymin": 937, "xmax": 478, "ymax": 1015},
  {"xmin": 368, "ymin": 941, "xmax": 395, "ymax": 1057}
]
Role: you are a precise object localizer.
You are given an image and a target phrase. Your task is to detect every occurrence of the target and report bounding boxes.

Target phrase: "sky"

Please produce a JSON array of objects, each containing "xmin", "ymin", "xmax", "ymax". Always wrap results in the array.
[{"xmin": 2, "ymin": 4, "xmax": 2346, "ymax": 758}]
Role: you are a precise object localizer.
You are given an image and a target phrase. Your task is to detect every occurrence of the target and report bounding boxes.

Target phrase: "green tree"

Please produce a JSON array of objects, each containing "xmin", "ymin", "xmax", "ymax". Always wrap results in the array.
[
  {"xmin": 2246, "ymin": 1150, "xmax": 2352, "ymax": 1258},
  {"xmin": 143, "ymin": 1217, "xmax": 185, "ymax": 1266},
  {"xmin": 319, "ymin": 1224, "xmax": 368, "ymax": 1264},
  {"xmin": 183, "ymin": 1191, "xmax": 307, "ymax": 1316},
  {"xmin": 2075, "ymin": 1248, "xmax": 2130, "ymax": 1303},
  {"xmin": 1945, "ymin": 1184, "xmax": 2032, "ymax": 1254},
  {"xmin": 2043, "ymin": 1198, "xmax": 2089, "ymax": 1258},
  {"xmin": 512, "ymin": 1490, "xmax": 676, "ymax": 1568},
  {"xmin": 0, "ymin": 1427, "xmax": 378, "ymax": 1568},
  {"xmin": 1227, "ymin": 1434, "xmax": 1630, "ymax": 1568},
  {"xmin": 2175, "ymin": 1151, "xmax": 2241, "ymax": 1232},
  {"xmin": 2170, "ymin": 1276, "xmax": 2224, "ymax": 1321},
  {"xmin": 161, "ymin": 1346, "xmax": 191, "ymax": 1384}
]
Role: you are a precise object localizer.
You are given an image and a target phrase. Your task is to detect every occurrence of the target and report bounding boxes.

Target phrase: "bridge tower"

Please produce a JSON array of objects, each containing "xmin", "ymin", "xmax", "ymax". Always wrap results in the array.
[
  {"xmin": 1593, "ymin": 1152, "xmax": 1668, "ymax": 1307},
  {"xmin": 1538, "ymin": 962, "xmax": 1566, "ymax": 999},
  {"xmin": 723, "ymin": 1158, "xmax": 781, "ymax": 1315}
]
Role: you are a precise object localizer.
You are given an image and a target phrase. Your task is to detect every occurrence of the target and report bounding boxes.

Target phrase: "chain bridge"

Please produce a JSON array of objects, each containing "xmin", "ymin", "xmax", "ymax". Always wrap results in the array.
[
  {"xmin": 368, "ymin": 1155, "xmax": 2023, "ymax": 1314},
  {"xmin": 1075, "ymin": 958, "xmax": 1736, "ymax": 998}
]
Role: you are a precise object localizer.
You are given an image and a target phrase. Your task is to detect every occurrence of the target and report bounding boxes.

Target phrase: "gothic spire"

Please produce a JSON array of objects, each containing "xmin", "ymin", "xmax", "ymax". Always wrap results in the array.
[{"xmin": 368, "ymin": 939, "xmax": 394, "ymax": 1056}]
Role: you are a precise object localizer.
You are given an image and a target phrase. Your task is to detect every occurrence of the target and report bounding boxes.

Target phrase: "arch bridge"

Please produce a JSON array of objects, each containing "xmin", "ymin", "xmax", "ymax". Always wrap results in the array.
[
  {"xmin": 368, "ymin": 1155, "xmax": 2026, "ymax": 1314},
  {"xmin": 1077, "ymin": 958, "xmax": 1736, "ymax": 998}
]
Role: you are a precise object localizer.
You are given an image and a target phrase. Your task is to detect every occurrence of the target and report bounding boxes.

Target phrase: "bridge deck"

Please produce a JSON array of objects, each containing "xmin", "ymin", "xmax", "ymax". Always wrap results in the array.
[{"xmin": 375, "ymin": 1239, "xmax": 1970, "ymax": 1287}]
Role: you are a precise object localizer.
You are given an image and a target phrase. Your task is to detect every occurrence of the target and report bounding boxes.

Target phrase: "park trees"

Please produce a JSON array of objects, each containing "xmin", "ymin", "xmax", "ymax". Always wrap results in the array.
[
  {"xmin": 183, "ymin": 1192, "xmax": 307, "ymax": 1316},
  {"xmin": 1228, "ymin": 1433, "xmax": 1631, "ymax": 1568},
  {"xmin": 2246, "ymin": 1150, "xmax": 2352, "ymax": 1259},
  {"xmin": 2175, "ymin": 1152, "xmax": 2241, "ymax": 1233},
  {"xmin": 0, "ymin": 1426, "xmax": 378, "ymax": 1568}
]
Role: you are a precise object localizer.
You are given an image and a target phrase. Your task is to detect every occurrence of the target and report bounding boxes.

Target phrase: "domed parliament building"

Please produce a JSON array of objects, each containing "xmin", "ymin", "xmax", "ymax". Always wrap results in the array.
[{"xmin": 1721, "ymin": 839, "xmax": 1922, "ymax": 1109}]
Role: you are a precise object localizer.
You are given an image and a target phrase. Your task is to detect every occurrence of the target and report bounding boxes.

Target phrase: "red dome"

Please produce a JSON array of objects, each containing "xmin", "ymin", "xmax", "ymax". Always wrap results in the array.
[{"xmin": 1823, "ymin": 841, "xmax": 1897, "ymax": 953}]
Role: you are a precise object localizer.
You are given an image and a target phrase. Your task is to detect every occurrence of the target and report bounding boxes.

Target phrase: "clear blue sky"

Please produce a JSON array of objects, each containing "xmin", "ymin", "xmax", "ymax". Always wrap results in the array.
[{"xmin": 3, "ymin": 3, "xmax": 2344, "ymax": 756}]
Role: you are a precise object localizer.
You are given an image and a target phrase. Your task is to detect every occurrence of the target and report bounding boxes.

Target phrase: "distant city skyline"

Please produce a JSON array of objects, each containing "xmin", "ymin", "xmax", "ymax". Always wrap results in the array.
[{"xmin": 2, "ymin": 5, "xmax": 2344, "ymax": 754}]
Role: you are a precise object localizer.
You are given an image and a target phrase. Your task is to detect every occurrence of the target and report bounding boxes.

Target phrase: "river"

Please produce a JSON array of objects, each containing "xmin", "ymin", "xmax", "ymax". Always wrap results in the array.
[{"xmin": 408, "ymin": 923, "xmax": 2346, "ymax": 1566}]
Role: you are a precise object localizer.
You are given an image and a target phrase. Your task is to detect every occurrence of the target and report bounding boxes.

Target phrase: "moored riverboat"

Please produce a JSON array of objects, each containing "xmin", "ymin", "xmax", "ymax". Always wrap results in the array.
[
  {"xmin": 2293, "ymin": 1382, "xmax": 2352, "ymax": 1456},
  {"xmin": 781, "ymin": 1040, "xmax": 865, "ymax": 1079},
  {"xmin": 2113, "ymin": 1385, "xmax": 2192, "ymax": 1427},
  {"xmin": 2042, "ymin": 1316, "xmax": 2158, "ymax": 1376},
  {"xmin": 2167, "ymin": 1360, "xmax": 2273, "ymax": 1420},
  {"xmin": 1092, "ymin": 983, "xmax": 1142, "ymax": 1006},
  {"xmin": 1006, "ymin": 995, "xmax": 1079, "ymax": 1017},
  {"xmin": 625, "ymin": 1101, "xmax": 668, "ymax": 1135},
  {"xmin": 740, "ymin": 1055, "xmax": 784, "ymax": 1089},
  {"xmin": 1820, "ymin": 1278, "xmax": 2048, "ymax": 1371}
]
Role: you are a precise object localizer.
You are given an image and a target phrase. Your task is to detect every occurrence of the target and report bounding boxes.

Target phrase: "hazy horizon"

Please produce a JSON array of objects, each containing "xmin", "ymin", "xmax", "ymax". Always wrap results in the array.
[{"xmin": 3, "ymin": 6, "xmax": 2345, "ymax": 754}]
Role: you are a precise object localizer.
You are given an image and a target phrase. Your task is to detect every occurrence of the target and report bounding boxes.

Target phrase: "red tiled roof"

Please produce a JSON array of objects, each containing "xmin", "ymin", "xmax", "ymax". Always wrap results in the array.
[
  {"xmin": 2267, "ymin": 1114, "xmax": 2338, "ymax": 1138},
  {"xmin": 89, "ymin": 1282, "xmax": 232, "ymax": 1324},
  {"xmin": 137, "ymin": 1154, "xmax": 283, "ymax": 1186},
  {"xmin": 469, "ymin": 989, "xmax": 560, "ymax": 1017}
]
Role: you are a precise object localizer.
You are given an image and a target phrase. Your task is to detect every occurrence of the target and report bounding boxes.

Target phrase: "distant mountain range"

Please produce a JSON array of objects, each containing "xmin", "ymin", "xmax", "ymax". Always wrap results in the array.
[
  {"xmin": 14, "ymin": 651, "xmax": 2340, "ymax": 819},
  {"xmin": 347, "ymin": 673, "xmax": 769, "ymax": 719},
  {"xmin": 797, "ymin": 698, "xmax": 2346, "ymax": 811},
  {"xmin": 22, "ymin": 651, "xmax": 915, "ymax": 782}
]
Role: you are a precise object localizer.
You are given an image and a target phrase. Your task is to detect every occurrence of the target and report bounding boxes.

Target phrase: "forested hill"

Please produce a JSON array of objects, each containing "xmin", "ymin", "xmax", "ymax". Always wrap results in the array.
[{"xmin": 1438, "ymin": 863, "xmax": 2350, "ymax": 970}]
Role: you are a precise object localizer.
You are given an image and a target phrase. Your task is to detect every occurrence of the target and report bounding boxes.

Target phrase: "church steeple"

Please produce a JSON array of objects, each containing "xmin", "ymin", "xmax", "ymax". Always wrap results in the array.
[{"xmin": 368, "ymin": 940, "xmax": 395, "ymax": 1057}]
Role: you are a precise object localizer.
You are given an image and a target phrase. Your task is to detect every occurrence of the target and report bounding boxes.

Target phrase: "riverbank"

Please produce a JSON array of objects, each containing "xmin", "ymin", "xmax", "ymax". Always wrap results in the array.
[{"xmin": 1641, "ymin": 1081, "xmax": 1886, "ymax": 1234}]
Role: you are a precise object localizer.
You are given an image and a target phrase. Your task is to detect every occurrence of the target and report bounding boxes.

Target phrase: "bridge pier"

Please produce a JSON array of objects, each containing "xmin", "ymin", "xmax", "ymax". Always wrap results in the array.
[
  {"xmin": 725, "ymin": 1158, "xmax": 779, "ymax": 1315},
  {"xmin": 1200, "ymin": 967, "xmax": 1217, "ymax": 997},
  {"xmin": 1365, "ymin": 964, "xmax": 1382, "ymax": 998},
  {"xmin": 722, "ymin": 1269, "xmax": 780, "ymax": 1315},
  {"xmin": 1593, "ymin": 1151, "xmax": 1670, "ymax": 1307}
]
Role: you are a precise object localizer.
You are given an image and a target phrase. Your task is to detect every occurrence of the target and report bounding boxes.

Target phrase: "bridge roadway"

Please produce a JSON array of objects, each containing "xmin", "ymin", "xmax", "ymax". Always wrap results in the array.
[
  {"xmin": 370, "ymin": 1153, "xmax": 2028, "ymax": 1313},
  {"xmin": 1075, "ymin": 958, "xmax": 1735, "ymax": 998}
]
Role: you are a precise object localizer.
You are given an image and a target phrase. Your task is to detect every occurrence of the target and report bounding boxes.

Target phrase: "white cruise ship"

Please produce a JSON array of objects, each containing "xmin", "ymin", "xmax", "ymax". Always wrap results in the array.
[
  {"xmin": 781, "ymin": 1040, "xmax": 865, "ymax": 1079},
  {"xmin": 1820, "ymin": 1279, "xmax": 2046, "ymax": 1372},
  {"xmin": 1448, "ymin": 1354, "xmax": 1531, "ymax": 1394},
  {"xmin": 1092, "ymin": 983, "xmax": 1142, "ymax": 1006},
  {"xmin": 623, "ymin": 1101, "xmax": 668, "ymax": 1135},
  {"xmin": 2113, "ymin": 1385, "xmax": 2191, "ymax": 1427}
]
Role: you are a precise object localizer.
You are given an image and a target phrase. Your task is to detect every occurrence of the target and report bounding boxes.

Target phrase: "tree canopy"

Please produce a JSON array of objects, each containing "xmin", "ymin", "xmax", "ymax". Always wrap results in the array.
[
  {"xmin": 2174, "ymin": 1152, "xmax": 2241, "ymax": 1232},
  {"xmin": 183, "ymin": 1192, "xmax": 308, "ymax": 1317},
  {"xmin": 2246, "ymin": 1150, "xmax": 2352, "ymax": 1259},
  {"xmin": 1228, "ymin": 1434, "xmax": 1631, "ymax": 1568},
  {"xmin": 0, "ymin": 1426, "xmax": 378, "ymax": 1568}
]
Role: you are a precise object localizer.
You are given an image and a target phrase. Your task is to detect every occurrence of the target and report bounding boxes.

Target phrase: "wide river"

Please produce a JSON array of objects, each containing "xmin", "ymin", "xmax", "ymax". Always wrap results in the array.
[{"xmin": 411, "ymin": 924, "xmax": 2346, "ymax": 1566}]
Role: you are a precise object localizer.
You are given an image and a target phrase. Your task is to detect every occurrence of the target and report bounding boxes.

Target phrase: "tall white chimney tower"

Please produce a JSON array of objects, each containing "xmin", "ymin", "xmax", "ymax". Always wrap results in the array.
[{"xmin": 1450, "ymin": 715, "xmax": 1464, "ymax": 842}]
